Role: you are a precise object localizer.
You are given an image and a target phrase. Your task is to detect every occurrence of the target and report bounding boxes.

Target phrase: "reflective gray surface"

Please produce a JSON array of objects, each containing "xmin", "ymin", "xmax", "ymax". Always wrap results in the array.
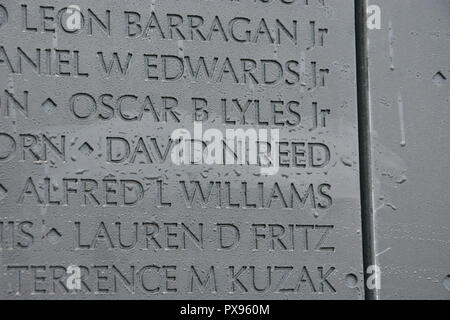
[
  {"xmin": 0, "ymin": 0, "xmax": 364, "ymax": 299},
  {"xmin": 365, "ymin": 0, "xmax": 450, "ymax": 299}
]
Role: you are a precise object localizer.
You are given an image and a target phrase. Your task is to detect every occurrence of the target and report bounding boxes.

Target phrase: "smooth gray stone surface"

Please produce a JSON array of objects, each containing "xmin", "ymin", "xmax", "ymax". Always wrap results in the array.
[
  {"xmin": 365, "ymin": 0, "xmax": 450, "ymax": 299},
  {"xmin": 0, "ymin": 1, "xmax": 364, "ymax": 299}
]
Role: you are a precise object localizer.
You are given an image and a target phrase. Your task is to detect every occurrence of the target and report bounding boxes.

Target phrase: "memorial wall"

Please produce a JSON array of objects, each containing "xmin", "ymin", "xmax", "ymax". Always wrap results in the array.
[{"xmin": 0, "ymin": 0, "xmax": 448, "ymax": 301}]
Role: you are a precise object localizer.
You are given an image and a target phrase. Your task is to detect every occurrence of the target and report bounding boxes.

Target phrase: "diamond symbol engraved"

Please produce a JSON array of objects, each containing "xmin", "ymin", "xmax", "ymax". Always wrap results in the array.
[
  {"xmin": 41, "ymin": 98, "xmax": 57, "ymax": 113},
  {"xmin": 79, "ymin": 142, "xmax": 94, "ymax": 156},
  {"xmin": 432, "ymin": 71, "xmax": 447, "ymax": 87},
  {"xmin": 45, "ymin": 228, "xmax": 62, "ymax": 244}
]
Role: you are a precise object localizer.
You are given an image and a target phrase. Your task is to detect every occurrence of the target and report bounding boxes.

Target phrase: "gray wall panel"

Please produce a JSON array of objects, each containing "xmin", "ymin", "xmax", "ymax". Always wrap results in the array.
[
  {"xmin": 0, "ymin": 0, "xmax": 364, "ymax": 299},
  {"xmin": 366, "ymin": 0, "xmax": 450, "ymax": 299}
]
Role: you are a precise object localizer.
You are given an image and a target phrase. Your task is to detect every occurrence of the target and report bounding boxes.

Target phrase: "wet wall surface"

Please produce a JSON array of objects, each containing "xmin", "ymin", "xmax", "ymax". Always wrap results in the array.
[
  {"xmin": 0, "ymin": 0, "xmax": 447, "ymax": 299},
  {"xmin": 365, "ymin": 0, "xmax": 449, "ymax": 299}
]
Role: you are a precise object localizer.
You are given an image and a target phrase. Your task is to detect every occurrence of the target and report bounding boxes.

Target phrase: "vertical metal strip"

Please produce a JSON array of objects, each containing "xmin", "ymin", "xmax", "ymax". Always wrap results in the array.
[{"xmin": 354, "ymin": 0, "xmax": 378, "ymax": 300}]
